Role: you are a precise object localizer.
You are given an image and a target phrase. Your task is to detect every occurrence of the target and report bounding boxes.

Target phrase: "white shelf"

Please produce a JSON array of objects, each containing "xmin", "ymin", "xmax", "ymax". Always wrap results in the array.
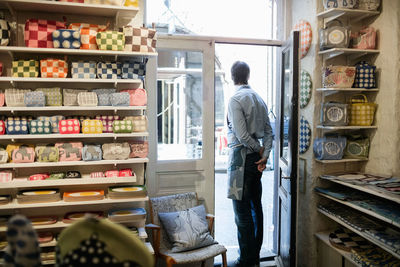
[
  {"xmin": 0, "ymin": 46, "xmax": 156, "ymax": 57},
  {"xmin": 0, "ymin": 106, "xmax": 146, "ymax": 112},
  {"xmin": 0, "ymin": 77, "xmax": 143, "ymax": 84},
  {"xmin": 319, "ymin": 48, "xmax": 380, "ymax": 60},
  {"xmin": 317, "ymin": 125, "xmax": 377, "ymax": 130},
  {"xmin": 318, "ymin": 208, "xmax": 400, "ymax": 260},
  {"xmin": 0, "ymin": 196, "xmax": 149, "ymax": 210},
  {"xmin": 319, "ymin": 175, "xmax": 400, "ymax": 205},
  {"xmin": 316, "ymin": 158, "xmax": 368, "ymax": 164},
  {"xmin": 315, "ymin": 231, "xmax": 361, "ymax": 267},
  {"xmin": 0, "ymin": 132, "xmax": 148, "ymax": 140},
  {"xmin": 145, "ymin": 242, "xmax": 154, "ymax": 255},
  {"xmin": 317, "ymin": 8, "xmax": 380, "ymax": 23},
  {"xmin": 317, "ymin": 192, "xmax": 400, "ymax": 228},
  {"xmin": 0, "ymin": 177, "xmax": 137, "ymax": 189},
  {"xmin": 316, "ymin": 88, "xmax": 379, "ymax": 93},
  {"xmin": 0, "ymin": 0, "xmax": 140, "ymax": 18},
  {"xmin": 0, "ymin": 158, "xmax": 148, "ymax": 169},
  {"xmin": 40, "ymin": 240, "xmax": 57, "ymax": 248}
]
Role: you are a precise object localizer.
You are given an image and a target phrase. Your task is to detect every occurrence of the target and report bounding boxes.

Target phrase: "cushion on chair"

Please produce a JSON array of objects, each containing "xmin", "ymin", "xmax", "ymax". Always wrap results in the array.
[
  {"xmin": 158, "ymin": 204, "xmax": 216, "ymax": 252},
  {"xmin": 160, "ymin": 243, "xmax": 227, "ymax": 264}
]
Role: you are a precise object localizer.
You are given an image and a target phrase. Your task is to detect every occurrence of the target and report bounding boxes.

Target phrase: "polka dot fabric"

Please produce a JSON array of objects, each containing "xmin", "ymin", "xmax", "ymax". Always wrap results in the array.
[
  {"xmin": 354, "ymin": 62, "xmax": 377, "ymax": 89},
  {"xmin": 293, "ymin": 20, "xmax": 312, "ymax": 58},
  {"xmin": 52, "ymin": 29, "xmax": 81, "ymax": 49}
]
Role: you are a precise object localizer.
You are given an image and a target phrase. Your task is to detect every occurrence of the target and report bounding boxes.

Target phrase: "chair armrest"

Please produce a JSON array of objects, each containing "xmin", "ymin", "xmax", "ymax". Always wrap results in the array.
[
  {"xmin": 145, "ymin": 224, "xmax": 161, "ymax": 254},
  {"xmin": 206, "ymin": 214, "xmax": 215, "ymax": 233}
]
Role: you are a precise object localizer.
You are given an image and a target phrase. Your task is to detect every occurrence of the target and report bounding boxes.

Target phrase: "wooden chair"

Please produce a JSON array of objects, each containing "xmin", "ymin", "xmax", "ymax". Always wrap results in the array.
[{"xmin": 146, "ymin": 192, "xmax": 227, "ymax": 267}]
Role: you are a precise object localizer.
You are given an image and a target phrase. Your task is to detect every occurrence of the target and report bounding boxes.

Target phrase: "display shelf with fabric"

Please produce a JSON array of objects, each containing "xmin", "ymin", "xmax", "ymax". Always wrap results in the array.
[
  {"xmin": 315, "ymin": 158, "xmax": 368, "ymax": 164},
  {"xmin": 319, "ymin": 48, "xmax": 379, "ymax": 60},
  {"xmin": 316, "ymin": 125, "xmax": 377, "ymax": 130},
  {"xmin": 0, "ymin": 132, "xmax": 148, "ymax": 140},
  {"xmin": 317, "ymin": 8, "xmax": 380, "ymax": 26},
  {"xmin": 0, "ymin": 106, "xmax": 146, "ymax": 112},
  {"xmin": 316, "ymin": 87, "xmax": 379, "ymax": 93},
  {"xmin": 0, "ymin": 77, "xmax": 143, "ymax": 84}
]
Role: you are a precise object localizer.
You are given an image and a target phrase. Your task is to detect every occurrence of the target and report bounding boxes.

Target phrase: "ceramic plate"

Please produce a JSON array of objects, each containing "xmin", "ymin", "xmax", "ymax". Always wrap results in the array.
[
  {"xmin": 68, "ymin": 191, "xmax": 101, "ymax": 197},
  {"xmin": 110, "ymin": 208, "xmax": 145, "ymax": 216},
  {"xmin": 111, "ymin": 187, "xmax": 143, "ymax": 193},
  {"xmin": 338, "ymin": 174, "xmax": 366, "ymax": 179},
  {"xmin": 29, "ymin": 216, "xmax": 57, "ymax": 225},
  {"xmin": 293, "ymin": 20, "xmax": 312, "ymax": 58},
  {"xmin": 300, "ymin": 70, "xmax": 312, "ymax": 108},
  {"xmin": 299, "ymin": 116, "xmax": 311, "ymax": 154},
  {"xmin": 23, "ymin": 190, "xmax": 57, "ymax": 196}
]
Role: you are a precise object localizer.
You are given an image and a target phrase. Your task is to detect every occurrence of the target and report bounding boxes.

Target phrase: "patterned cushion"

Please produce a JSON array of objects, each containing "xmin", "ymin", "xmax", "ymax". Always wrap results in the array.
[
  {"xmin": 102, "ymin": 143, "xmax": 130, "ymax": 160},
  {"xmin": 29, "ymin": 120, "xmax": 52, "ymax": 134},
  {"xmin": 96, "ymin": 31, "xmax": 125, "ymax": 51},
  {"xmin": 124, "ymin": 116, "xmax": 147, "ymax": 132},
  {"xmin": 71, "ymin": 61, "xmax": 97, "ymax": 79},
  {"xmin": 77, "ymin": 92, "xmax": 98, "ymax": 107},
  {"xmin": 122, "ymin": 26, "xmax": 156, "ymax": 53},
  {"xmin": 94, "ymin": 115, "xmax": 120, "ymax": 133},
  {"xmin": 38, "ymin": 115, "xmax": 65, "ymax": 133},
  {"xmin": 121, "ymin": 61, "xmax": 146, "ymax": 79},
  {"xmin": 63, "ymin": 89, "xmax": 88, "ymax": 106},
  {"xmin": 5, "ymin": 89, "xmax": 31, "ymax": 107},
  {"xmin": 24, "ymin": 91, "xmax": 45, "ymax": 107},
  {"xmin": 12, "ymin": 146, "xmax": 35, "ymax": 163},
  {"xmin": 0, "ymin": 19, "xmax": 11, "ymax": 46},
  {"xmin": 112, "ymin": 120, "xmax": 132, "ymax": 133},
  {"xmin": 6, "ymin": 119, "xmax": 28, "ymax": 135},
  {"xmin": 93, "ymin": 89, "xmax": 116, "ymax": 106},
  {"xmin": 52, "ymin": 29, "xmax": 80, "ymax": 49},
  {"xmin": 158, "ymin": 205, "xmax": 216, "ymax": 252},
  {"xmin": 110, "ymin": 92, "xmax": 130, "ymax": 106},
  {"xmin": 82, "ymin": 120, "xmax": 103, "ymax": 134},
  {"xmin": 40, "ymin": 59, "xmax": 68, "ymax": 78},
  {"xmin": 12, "ymin": 60, "xmax": 39, "ymax": 77},
  {"xmin": 25, "ymin": 19, "xmax": 66, "ymax": 48},
  {"xmin": 55, "ymin": 142, "xmax": 83, "ymax": 161},
  {"xmin": 96, "ymin": 62, "xmax": 122, "ymax": 79},
  {"xmin": 68, "ymin": 23, "xmax": 107, "ymax": 50},
  {"xmin": 160, "ymin": 244, "xmax": 227, "ymax": 264},
  {"xmin": 82, "ymin": 144, "xmax": 102, "ymax": 161},
  {"xmin": 35, "ymin": 146, "xmax": 59, "ymax": 162},
  {"xmin": 58, "ymin": 119, "xmax": 80, "ymax": 134},
  {"xmin": 36, "ymin": 88, "xmax": 62, "ymax": 106}
]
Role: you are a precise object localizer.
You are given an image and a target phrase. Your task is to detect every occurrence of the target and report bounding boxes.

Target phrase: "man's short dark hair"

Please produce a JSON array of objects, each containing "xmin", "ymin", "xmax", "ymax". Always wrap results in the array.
[{"xmin": 231, "ymin": 61, "xmax": 250, "ymax": 85}]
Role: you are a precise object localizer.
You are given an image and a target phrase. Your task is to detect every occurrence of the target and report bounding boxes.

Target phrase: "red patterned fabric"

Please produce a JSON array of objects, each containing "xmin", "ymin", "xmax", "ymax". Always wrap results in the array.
[
  {"xmin": 0, "ymin": 93, "xmax": 4, "ymax": 107},
  {"xmin": 105, "ymin": 170, "xmax": 119, "ymax": 177},
  {"xmin": 24, "ymin": 19, "xmax": 66, "ymax": 48},
  {"xmin": 29, "ymin": 173, "xmax": 50, "ymax": 181},
  {"xmin": 121, "ymin": 88, "xmax": 147, "ymax": 106},
  {"xmin": 0, "ymin": 171, "xmax": 13, "ymax": 182},
  {"xmin": 58, "ymin": 119, "xmax": 80, "ymax": 134},
  {"xmin": 0, "ymin": 120, "xmax": 5, "ymax": 135},
  {"xmin": 90, "ymin": 172, "xmax": 105, "ymax": 178},
  {"xmin": 129, "ymin": 141, "xmax": 148, "ymax": 158},
  {"xmin": 118, "ymin": 169, "xmax": 133, "ymax": 177}
]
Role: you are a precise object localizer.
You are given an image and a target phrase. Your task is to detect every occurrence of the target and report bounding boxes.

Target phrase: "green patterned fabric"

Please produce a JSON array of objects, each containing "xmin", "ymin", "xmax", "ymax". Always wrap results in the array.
[
  {"xmin": 48, "ymin": 173, "xmax": 65, "ymax": 180},
  {"xmin": 96, "ymin": 31, "xmax": 125, "ymax": 51},
  {"xmin": 36, "ymin": 88, "xmax": 62, "ymax": 106},
  {"xmin": 112, "ymin": 120, "xmax": 133, "ymax": 133},
  {"xmin": 35, "ymin": 146, "xmax": 59, "ymax": 162},
  {"xmin": 300, "ymin": 69, "xmax": 312, "ymax": 109},
  {"xmin": 12, "ymin": 60, "xmax": 39, "ymax": 78},
  {"xmin": 28, "ymin": 120, "xmax": 52, "ymax": 135}
]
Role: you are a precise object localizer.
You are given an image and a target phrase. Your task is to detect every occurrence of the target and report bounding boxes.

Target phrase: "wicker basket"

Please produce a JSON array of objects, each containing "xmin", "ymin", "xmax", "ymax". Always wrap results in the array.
[{"xmin": 349, "ymin": 94, "xmax": 376, "ymax": 126}]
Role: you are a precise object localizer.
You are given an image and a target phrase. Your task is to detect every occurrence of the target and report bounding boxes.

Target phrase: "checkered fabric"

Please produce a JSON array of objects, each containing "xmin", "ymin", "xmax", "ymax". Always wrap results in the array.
[
  {"xmin": 29, "ymin": 120, "xmax": 52, "ymax": 134},
  {"xmin": 354, "ymin": 62, "xmax": 376, "ymax": 89},
  {"xmin": 24, "ymin": 91, "xmax": 45, "ymax": 107},
  {"xmin": 329, "ymin": 228, "xmax": 372, "ymax": 252},
  {"xmin": 36, "ymin": 88, "xmax": 62, "ymax": 106},
  {"xmin": 0, "ymin": 93, "xmax": 4, "ymax": 107},
  {"xmin": 12, "ymin": 60, "xmax": 39, "ymax": 78},
  {"xmin": 123, "ymin": 26, "xmax": 156, "ymax": 52},
  {"xmin": 82, "ymin": 120, "xmax": 103, "ymax": 134},
  {"xmin": 300, "ymin": 70, "xmax": 312, "ymax": 109},
  {"xmin": 121, "ymin": 61, "xmax": 146, "ymax": 79},
  {"xmin": 96, "ymin": 31, "xmax": 125, "ymax": 51},
  {"xmin": 349, "ymin": 94, "xmax": 376, "ymax": 126},
  {"xmin": 299, "ymin": 116, "xmax": 311, "ymax": 154},
  {"xmin": 95, "ymin": 115, "xmax": 120, "ymax": 133},
  {"xmin": 84, "ymin": 0, "xmax": 124, "ymax": 5},
  {"xmin": 77, "ymin": 92, "xmax": 98, "ymax": 106},
  {"xmin": 93, "ymin": 89, "xmax": 116, "ymax": 106},
  {"xmin": 110, "ymin": 92, "xmax": 130, "ymax": 106},
  {"xmin": 124, "ymin": 0, "xmax": 139, "ymax": 6},
  {"xmin": 68, "ymin": 23, "xmax": 107, "ymax": 50},
  {"xmin": 124, "ymin": 116, "xmax": 147, "ymax": 132},
  {"xmin": 5, "ymin": 89, "xmax": 31, "ymax": 107},
  {"xmin": 112, "ymin": 120, "xmax": 133, "ymax": 133},
  {"xmin": 63, "ymin": 89, "xmax": 87, "ymax": 106},
  {"xmin": 24, "ymin": 18, "xmax": 66, "ymax": 48},
  {"xmin": 293, "ymin": 20, "xmax": 312, "ymax": 59},
  {"xmin": 38, "ymin": 115, "xmax": 65, "ymax": 133},
  {"xmin": 0, "ymin": 171, "xmax": 13, "ymax": 181},
  {"xmin": 96, "ymin": 62, "xmax": 122, "ymax": 79},
  {"xmin": 90, "ymin": 172, "xmax": 105, "ymax": 178},
  {"xmin": 52, "ymin": 29, "xmax": 81, "ymax": 49},
  {"xmin": 58, "ymin": 119, "xmax": 80, "ymax": 134},
  {"xmin": 0, "ymin": 19, "xmax": 10, "ymax": 46},
  {"xmin": 71, "ymin": 61, "xmax": 97, "ymax": 79},
  {"xmin": 40, "ymin": 59, "xmax": 68, "ymax": 78},
  {"xmin": 0, "ymin": 120, "xmax": 5, "ymax": 135}
]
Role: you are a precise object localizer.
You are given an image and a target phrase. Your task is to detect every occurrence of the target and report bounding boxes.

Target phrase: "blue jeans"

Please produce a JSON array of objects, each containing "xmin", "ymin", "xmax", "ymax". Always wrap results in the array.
[{"xmin": 232, "ymin": 152, "xmax": 263, "ymax": 266}]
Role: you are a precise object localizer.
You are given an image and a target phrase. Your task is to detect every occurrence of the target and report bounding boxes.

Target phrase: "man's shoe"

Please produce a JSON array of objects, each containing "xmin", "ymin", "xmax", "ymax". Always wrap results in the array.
[{"xmin": 227, "ymin": 259, "xmax": 259, "ymax": 267}]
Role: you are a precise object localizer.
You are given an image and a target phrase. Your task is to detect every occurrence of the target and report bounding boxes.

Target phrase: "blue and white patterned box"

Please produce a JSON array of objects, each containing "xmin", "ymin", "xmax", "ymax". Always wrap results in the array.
[
  {"xmin": 313, "ymin": 136, "xmax": 347, "ymax": 160},
  {"xmin": 93, "ymin": 89, "xmax": 116, "ymax": 106},
  {"xmin": 38, "ymin": 115, "xmax": 65, "ymax": 133},
  {"xmin": 354, "ymin": 61, "xmax": 376, "ymax": 89},
  {"xmin": 24, "ymin": 91, "xmax": 45, "ymax": 107},
  {"xmin": 52, "ymin": 29, "xmax": 81, "ymax": 49},
  {"xmin": 71, "ymin": 61, "xmax": 97, "ymax": 79},
  {"xmin": 28, "ymin": 120, "xmax": 52, "ymax": 134},
  {"xmin": 6, "ymin": 119, "xmax": 28, "ymax": 135},
  {"xmin": 96, "ymin": 62, "xmax": 122, "ymax": 79},
  {"xmin": 110, "ymin": 92, "xmax": 130, "ymax": 106},
  {"xmin": 121, "ymin": 61, "xmax": 146, "ymax": 79}
]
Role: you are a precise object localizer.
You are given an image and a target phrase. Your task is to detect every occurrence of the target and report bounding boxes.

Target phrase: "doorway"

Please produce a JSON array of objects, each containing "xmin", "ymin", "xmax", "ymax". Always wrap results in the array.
[{"xmin": 214, "ymin": 43, "xmax": 278, "ymax": 263}]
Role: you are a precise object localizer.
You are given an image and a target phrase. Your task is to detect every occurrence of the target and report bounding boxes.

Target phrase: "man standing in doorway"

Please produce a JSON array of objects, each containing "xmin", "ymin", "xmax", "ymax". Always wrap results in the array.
[{"xmin": 227, "ymin": 61, "xmax": 273, "ymax": 267}]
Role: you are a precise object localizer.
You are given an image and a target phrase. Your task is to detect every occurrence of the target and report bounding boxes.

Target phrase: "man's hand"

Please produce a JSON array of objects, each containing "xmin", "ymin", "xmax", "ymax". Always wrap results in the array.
[
  {"xmin": 259, "ymin": 146, "xmax": 265, "ymax": 158},
  {"xmin": 255, "ymin": 157, "xmax": 267, "ymax": 173}
]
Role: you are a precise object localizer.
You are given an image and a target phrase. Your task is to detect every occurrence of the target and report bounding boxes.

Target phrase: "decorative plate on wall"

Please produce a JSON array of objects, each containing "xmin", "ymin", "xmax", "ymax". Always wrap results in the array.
[
  {"xmin": 293, "ymin": 20, "xmax": 312, "ymax": 58},
  {"xmin": 299, "ymin": 116, "xmax": 311, "ymax": 154},
  {"xmin": 300, "ymin": 69, "xmax": 312, "ymax": 108}
]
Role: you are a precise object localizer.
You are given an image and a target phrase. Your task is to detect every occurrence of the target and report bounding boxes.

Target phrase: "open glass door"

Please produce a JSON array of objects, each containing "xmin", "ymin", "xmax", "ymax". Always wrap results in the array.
[{"xmin": 274, "ymin": 31, "xmax": 300, "ymax": 267}]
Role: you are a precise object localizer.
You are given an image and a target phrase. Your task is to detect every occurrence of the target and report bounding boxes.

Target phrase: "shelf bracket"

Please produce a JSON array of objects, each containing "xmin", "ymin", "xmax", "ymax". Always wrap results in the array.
[
  {"xmin": 351, "ymin": 14, "xmax": 371, "ymax": 23},
  {"xmin": 114, "ymin": 81, "xmax": 118, "ymax": 88},
  {"xmin": 348, "ymin": 52, "xmax": 368, "ymax": 63},
  {"xmin": 10, "ymin": 80, "xmax": 15, "ymax": 88},
  {"xmin": 323, "ymin": 11, "xmax": 346, "ymax": 27},
  {"xmin": 5, "ymin": 3, "xmax": 16, "ymax": 21},
  {"xmin": 11, "ymin": 138, "xmax": 15, "ymax": 143},
  {"xmin": 7, "ymin": 50, "xmax": 13, "ymax": 59},
  {"xmin": 323, "ymin": 51, "xmax": 345, "ymax": 61},
  {"xmin": 114, "ymin": 54, "xmax": 118, "ymax": 62},
  {"xmin": 114, "ymin": 109, "xmax": 118, "ymax": 114}
]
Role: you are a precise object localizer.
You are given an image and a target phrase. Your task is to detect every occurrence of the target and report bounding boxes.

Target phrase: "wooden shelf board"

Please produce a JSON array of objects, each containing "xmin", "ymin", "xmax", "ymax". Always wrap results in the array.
[
  {"xmin": 0, "ymin": 106, "xmax": 146, "ymax": 112},
  {"xmin": 317, "ymin": 8, "xmax": 380, "ymax": 20},
  {"xmin": 315, "ymin": 231, "xmax": 360, "ymax": 267},
  {"xmin": 0, "ymin": 177, "xmax": 138, "ymax": 189},
  {"xmin": 318, "ymin": 48, "xmax": 379, "ymax": 60},
  {"xmin": 145, "ymin": 242, "xmax": 154, "ymax": 254},
  {"xmin": 0, "ymin": 158, "xmax": 148, "ymax": 169},
  {"xmin": 0, "ymin": 46, "xmax": 156, "ymax": 57},
  {"xmin": 319, "ymin": 176, "xmax": 400, "ymax": 205},
  {"xmin": 316, "ymin": 158, "xmax": 368, "ymax": 164},
  {"xmin": 318, "ymin": 208, "xmax": 400, "ymax": 260},
  {"xmin": 316, "ymin": 88, "xmax": 379, "ymax": 92},
  {"xmin": 0, "ymin": 77, "xmax": 143, "ymax": 84},
  {"xmin": 0, "ymin": 0, "xmax": 140, "ymax": 18},
  {"xmin": 317, "ymin": 192, "xmax": 400, "ymax": 228},
  {"xmin": 0, "ymin": 132, "xmax": 148, "ymax": 140},
  {"xmin": 317, "ymin": 125, "xmax": 377, "ymax": 130},
  {"xmin": 0, "ymin": 196, "xmax": 149, "ymax": 210}
]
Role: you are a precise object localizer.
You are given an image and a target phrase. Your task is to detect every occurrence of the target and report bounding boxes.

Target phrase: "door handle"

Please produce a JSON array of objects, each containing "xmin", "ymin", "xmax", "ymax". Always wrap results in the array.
[{"xmin": 282, "ymin": 176, "xmax": 291, "ymax": 179}]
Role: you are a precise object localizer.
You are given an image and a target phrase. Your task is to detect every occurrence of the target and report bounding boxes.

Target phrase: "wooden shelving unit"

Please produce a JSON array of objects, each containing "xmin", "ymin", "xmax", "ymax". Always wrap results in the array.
[
  {"xmin": 315, "ymin": 158, "xmax": 368, "ymax": 164},
  {"xmin": 0, "ymin": 132, "xmax": 148, "ymax": 140}
]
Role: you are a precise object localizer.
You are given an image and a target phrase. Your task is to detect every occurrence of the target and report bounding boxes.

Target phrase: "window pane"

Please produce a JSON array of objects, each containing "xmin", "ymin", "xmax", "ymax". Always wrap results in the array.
[
  {"xmin": 146, "ymin": 0, "xmax": 278, "ymax": 39},
  {"xmin": 157, "ymin": 49, "xmax": 203, "ymax": 160}
]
